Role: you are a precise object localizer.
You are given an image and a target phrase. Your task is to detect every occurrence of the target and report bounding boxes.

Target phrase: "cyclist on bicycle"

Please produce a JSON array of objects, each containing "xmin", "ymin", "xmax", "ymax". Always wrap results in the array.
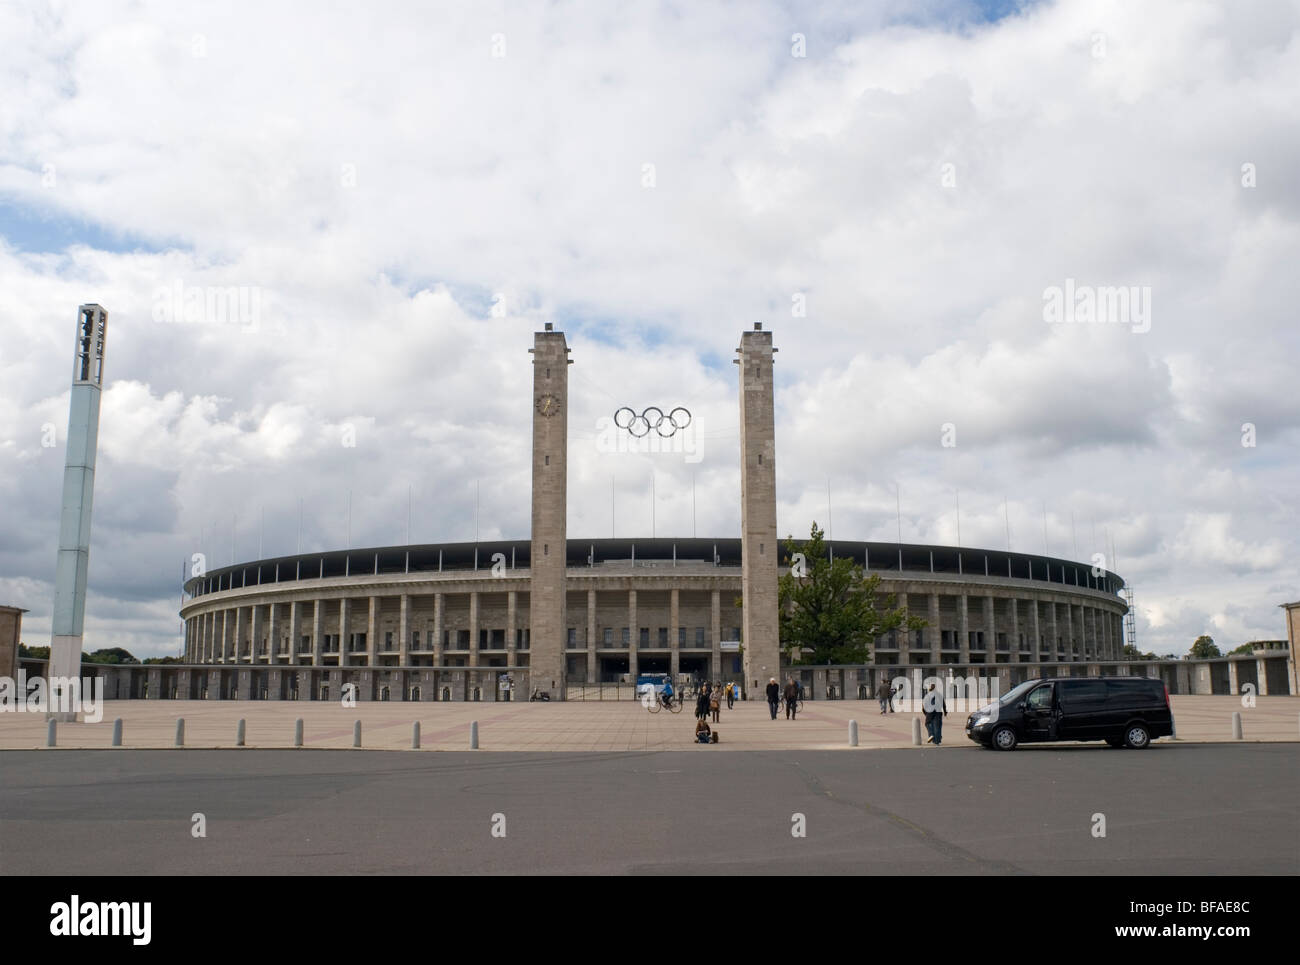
[{"xmin": 661, "ymin": 677, "xmax": 674, "ymax": 710}]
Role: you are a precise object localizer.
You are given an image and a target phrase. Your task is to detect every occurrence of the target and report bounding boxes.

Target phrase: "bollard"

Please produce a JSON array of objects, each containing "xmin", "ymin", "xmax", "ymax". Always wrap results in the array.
[
  {"xmin": 412, "ymin": 722, "xmax": 421, "ymax": 749},
  {"xmin": 911, "ymin": 717, "xmax": 923, "ymax": 746},
  {"xmin": 236, "ymin": 719, "xmax": 246, "ymax": 747},
  {"xmin": 1232, "ymin": 711, "xmax": 1243, "ymax": 740},
  {"xmin": 848, "ymin": 719, "xmax": 859, "ymax": 747},
  {"xmin": 175, "ymin": 718, "xmax": 185, "ymax": 747},
  {"xmin": 353, "ymin": 720, "xmax": 362, "ymax": 748},
  {"xmin": 46, "ymin": 719, "xmax": 56, "ymax": 748},
  {"xmin": 1170, "ymin": 716, "xmax": 1177, "ymax": 740},
  {"xmin": 294, "ymin": 718, "xmax": 303, "ymax": 748},
  {"xmin": 111, "ymin": 718, "xmax": 122, "ymax": 747},
  {"xmin": 470, "ymin": 720, "xmax": 479, "ymax": 750}
]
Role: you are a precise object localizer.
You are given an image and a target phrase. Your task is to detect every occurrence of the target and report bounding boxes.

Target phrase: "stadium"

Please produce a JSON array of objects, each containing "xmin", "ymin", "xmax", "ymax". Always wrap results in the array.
[{"xmin": 167, "ymin": 535, "xmax": 1135, "ymax": 702}]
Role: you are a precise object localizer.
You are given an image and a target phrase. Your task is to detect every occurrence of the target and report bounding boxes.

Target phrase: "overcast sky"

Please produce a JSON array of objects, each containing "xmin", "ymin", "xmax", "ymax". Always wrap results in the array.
[{"xmin": 1, "ymin": 0, "xmax": 1296, "ymax": 660}]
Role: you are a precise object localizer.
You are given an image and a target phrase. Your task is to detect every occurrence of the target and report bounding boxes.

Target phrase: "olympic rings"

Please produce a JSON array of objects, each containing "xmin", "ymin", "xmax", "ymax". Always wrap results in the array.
[{"xmin": 613, "ymin": 405, "xmax": 692, "ymax": 438}]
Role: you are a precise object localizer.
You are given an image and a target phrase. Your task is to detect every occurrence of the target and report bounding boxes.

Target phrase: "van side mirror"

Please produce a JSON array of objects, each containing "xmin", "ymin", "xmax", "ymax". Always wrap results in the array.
[{"xmin": 1017, "ymin": 701, "xmax": 1026, "ymax": 710}]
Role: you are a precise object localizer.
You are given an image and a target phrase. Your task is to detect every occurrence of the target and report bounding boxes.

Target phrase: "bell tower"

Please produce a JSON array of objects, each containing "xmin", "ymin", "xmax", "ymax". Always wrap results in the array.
[{"xmin": 528, "ymin": 323, "xmax": 571, "ymax": 698}]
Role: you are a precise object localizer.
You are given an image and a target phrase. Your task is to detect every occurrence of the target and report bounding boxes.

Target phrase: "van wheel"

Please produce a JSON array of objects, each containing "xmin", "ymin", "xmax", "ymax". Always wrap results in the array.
[
  {"xmin": 991, "ymin": 725, "xmax": 1018, "ymax": 751},
  {"xmin": 1124, "ymin": 724, "xmax": 1151, "ymax": 749}
]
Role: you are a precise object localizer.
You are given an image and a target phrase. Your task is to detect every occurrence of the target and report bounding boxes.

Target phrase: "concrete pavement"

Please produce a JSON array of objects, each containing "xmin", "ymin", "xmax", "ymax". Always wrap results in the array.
[{"xmin": 1, "ymin": 695, "xmax": 1295, "ymax": 751}]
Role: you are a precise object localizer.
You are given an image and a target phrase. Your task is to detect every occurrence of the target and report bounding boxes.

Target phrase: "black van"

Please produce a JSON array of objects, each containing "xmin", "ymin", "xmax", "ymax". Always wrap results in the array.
[{"xmin": 966, "ymin": 676, "xmax": 1173, "ymax": 750}]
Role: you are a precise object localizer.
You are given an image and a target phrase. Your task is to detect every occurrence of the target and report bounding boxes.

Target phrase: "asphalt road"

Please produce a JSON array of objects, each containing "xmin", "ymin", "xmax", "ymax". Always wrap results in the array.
[{"xmin": 1, "ymin": 744, "xmax": 1295, "ymax": 874}]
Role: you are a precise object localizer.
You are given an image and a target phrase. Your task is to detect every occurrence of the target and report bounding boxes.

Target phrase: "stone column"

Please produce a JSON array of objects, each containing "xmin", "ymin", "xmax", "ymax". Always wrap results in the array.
[
  {"xmin": 506, "ymin": 590, "xmax": 517, "ymax": 665},
  {"xmin": 399, "ymin": 593, "xmax": 410, "ymax": 667},
  {"xmin": 527, "ymin": 324, "xmax": 570, "ymax": 698},
  {"xmin": 367, "ymin": 596, "xmax": 378, "ymax": 666},
  {"xmin": 339, "ymin": 597, "xmax": 351, "ymax": 667},
  {"xmin": 586, "ymin": 589, "xmax": 597, "ymax": 684},
  {"xmin": 736, "ymin": 323, "xmax": 780, "ymax": 687},
  {"xmin": 234, "ymin": 606, "xmax": 246, "ymax": 662},
  {"xmin": 670, "ymin": 588, "xmax": 681, "ymax": 678},
  {"xmin": 928, "ymin": 593, "xmax": 940, "ymax": 659},
  {"xmin": 1227, "ymin": 659, "xmax": 1239, "ymax": 697},
  {"xmin": 898, "ymin": 594, "xmax": 912, "ymax": 663},
  {"xmin": 433, "ymin": 592, "xmax": 444, "ymax": 666},
  {"xmin": 1256, "ymin": 657, "xmax": 1270, "ymax": 696},
  {"xmin": 958, "ymin": 595, "xmax": 970, "ymax": 662},
  {"xmin": 710, "ymin": 589, "xmax": 721, "ymax": 678},
  {"xmin": 1029, "ymin": 600, "xmax": 1041, "ymax": 662},
  {"xmin": 469, "ymin": 591, "xmax": 479, "ymax": 668},
  {"xmin": 627, "ymin": 588, "xmax": 637, "ymax": 679},
  {"xmin": 1010, "ymin": 598, "xmax": 1021, "ymax": 663},
  {"xmin": 288, "ymin": 601, "xmax": 301, "ymax": 666},
  {"xmin": 267, "ymin": 603, "xmax": 281, "ymax": 665},
  {"xmin": 984, "ymin": 594, "xmax": 995, "ymax": 660},
  {"xmin": 309, "ymin": 600, "xmax": 321, "ymax": 666},
  {"xmin": 1048, "ymin": 602, "xmax": 1058, "ymax": 661}
]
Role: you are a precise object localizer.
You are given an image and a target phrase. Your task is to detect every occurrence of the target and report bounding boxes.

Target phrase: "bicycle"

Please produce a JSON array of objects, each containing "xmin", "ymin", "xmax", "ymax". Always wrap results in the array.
[
  {"xmin": 779, "ymin": 695, "xmax": 805, "ymax": 715},
  {"xmin": 644, "ymin": 690, "xmax": 683, "ymax": 714}
]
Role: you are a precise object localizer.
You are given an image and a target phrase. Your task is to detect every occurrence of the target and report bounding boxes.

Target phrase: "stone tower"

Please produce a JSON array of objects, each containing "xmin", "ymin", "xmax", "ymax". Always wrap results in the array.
[
  {"xmin": 50, "ymin": 304, "xmax": 108, "ymax": 713},
  {"xmin": 736, "ymin": 322, "xmax": 780, "ymax": 691},
  {"xmin": 528, "ymin": 323, "xmax": 571, "ymax": 698}
]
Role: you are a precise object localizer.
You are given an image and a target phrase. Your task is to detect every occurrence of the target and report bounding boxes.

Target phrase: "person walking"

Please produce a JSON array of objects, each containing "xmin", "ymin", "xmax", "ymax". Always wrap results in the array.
[
  {"xmin": 923, "ymin": 682, "xmax": 948, "ymax": 744},
  {"xmin": 695, "ymin": 685, "xmax": 710, "ymax": 721},
  {"xmin": 875, "ymin": 679, "xmax": 893, "ymax": 715},
  {"xmin": 783, "ymin": 677, "xmax": 800, "ymax": 720},
  {"xmin": 765, "ymin": 677, "xmax": 780, "ymax": 720},
  {"xmin": 726, "ymin": 682, "xmax": 736, "ymax": 710},
  {"xmin": 710, "ymin": 683, "xmax": 721, "ymax": 723}
]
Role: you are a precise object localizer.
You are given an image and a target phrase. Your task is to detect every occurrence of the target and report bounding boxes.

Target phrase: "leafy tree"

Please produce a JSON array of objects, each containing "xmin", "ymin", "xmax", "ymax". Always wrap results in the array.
[
  {"xmin": 778, "ymin": 522, "xmax": 925, "ymax": 664},
  {"xmin": 1122, "ymin": 644, "xmax": 1157, "ymax": 660},
  {"xmin": 1188, "ymin": 635, "xmax": 1220, "ymax": 659},
  {"xmin": 142, "ymin": 656, "xmax": 184, "ymax": 664},
  {"xmin": 1228, "ymin": 643, "xmax": 1255, "ymax": 656},
  {"xmin": 18, "ymin": 644, "xmax": 50, "ymax": 659},
  {"xmin": 83, "ymin": 647, "xmax": 139, "ymax": 665}
]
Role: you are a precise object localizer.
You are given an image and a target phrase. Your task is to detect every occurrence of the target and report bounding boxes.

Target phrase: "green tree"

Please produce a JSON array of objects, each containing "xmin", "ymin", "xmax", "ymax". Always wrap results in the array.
[
  {"xmin": 778, "ymin": 522, "xmax": 925, "ymax": 664},
  {"xmin": 1188, "ymin": 635, "xmax": 1220, "ymax": 659},
  {"xmin": 18, "ymin": 644, "xmax": 50, "ymax": 659},
  {"xmin": 1122, "ymin": 644, "xmax": 1157, "ymax": 660},
  {"xmin": 83, "ymin": 647, "xmax": 139, "ymax": 665},
  {"xmin": 1228, "ymin": 643, "xmax": 1255, "ymax": 656}
]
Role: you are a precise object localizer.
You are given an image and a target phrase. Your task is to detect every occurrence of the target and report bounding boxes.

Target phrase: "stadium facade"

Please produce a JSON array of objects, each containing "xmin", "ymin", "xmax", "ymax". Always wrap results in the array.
[{"xmin": 166, "ymin": 535, "xmax": 1141, "ymax": 703}]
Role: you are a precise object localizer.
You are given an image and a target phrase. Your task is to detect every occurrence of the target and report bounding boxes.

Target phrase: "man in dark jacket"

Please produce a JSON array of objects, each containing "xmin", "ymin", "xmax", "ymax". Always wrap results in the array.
[
  {"xmin": 765, "ymin": 677, "xmax": 780, "ymax": 719},
  {"xmin": 783, "ymin": 678, "xmax": 800, "ymax": 720},
  {"xmin": 875, "ymin": 680, "xmax": 895, "ymax": 714},
  {"xmin": 923, "ymin": 682, "xmax": 948, "ymax": 744}
]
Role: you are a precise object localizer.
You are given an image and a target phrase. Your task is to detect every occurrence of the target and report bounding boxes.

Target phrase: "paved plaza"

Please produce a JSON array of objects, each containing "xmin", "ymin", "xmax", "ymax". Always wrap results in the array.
[{"xmin": 1, "ymin": 695, "xmax": 1295, "ymax": 751}]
